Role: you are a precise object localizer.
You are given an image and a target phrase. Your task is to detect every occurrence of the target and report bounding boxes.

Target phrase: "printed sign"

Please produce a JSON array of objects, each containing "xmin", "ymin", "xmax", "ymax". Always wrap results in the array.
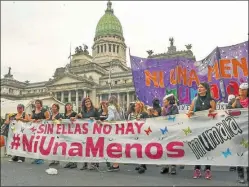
[
  {"xmin": 130, "ymin": 41, "xmax": 248, "ymax": 105},
  {"xmin": 7, "ymin": 109, "xmax": 248, "ymax": 166}
]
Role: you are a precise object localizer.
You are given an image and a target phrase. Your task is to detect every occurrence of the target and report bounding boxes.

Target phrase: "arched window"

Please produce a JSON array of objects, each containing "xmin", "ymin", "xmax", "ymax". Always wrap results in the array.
[
  {"xmin": 104, "ymin": 44, "xmax": 107, "ymax": 52},
  {"xmin": 113, "ymin": 44, "xmax": 116, "ymax": 52}
]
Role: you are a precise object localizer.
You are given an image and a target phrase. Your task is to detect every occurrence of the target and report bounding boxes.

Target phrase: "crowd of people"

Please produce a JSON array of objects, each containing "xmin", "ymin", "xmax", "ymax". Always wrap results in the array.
[{"xmin": 1, "ymin": 82, "xmax": 248, "ymax": 183}]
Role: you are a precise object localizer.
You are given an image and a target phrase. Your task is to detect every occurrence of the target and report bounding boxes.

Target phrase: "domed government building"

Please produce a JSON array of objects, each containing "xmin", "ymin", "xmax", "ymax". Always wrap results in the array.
[{"xmin": 1, "ymin": 1, "xmax": 195, "ymax": 112}]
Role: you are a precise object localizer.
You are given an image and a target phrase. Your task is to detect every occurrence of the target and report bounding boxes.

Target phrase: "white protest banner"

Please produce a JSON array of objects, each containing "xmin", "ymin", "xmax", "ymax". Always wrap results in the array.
[
  {"xmin": 178, "ymin": 103, "xmax": 228, "ymax": 112},
  {"xmin": 7, "ymin": 109, "xmax": 248, "ymax": 166}
]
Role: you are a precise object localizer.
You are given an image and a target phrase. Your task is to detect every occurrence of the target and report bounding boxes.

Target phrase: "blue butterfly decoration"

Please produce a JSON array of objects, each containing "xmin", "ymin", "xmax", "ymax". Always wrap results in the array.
[
  {"xmin": 222, "ymin": 148, "xmax": 232, "ymax": 158},
  {"xmin": 168, "ymin": 115, "xmax": 176, "ymax": 122},
  {"xmin": 160, "ymin": 126, "xmax": 168, "ymax": 135},
  {"xmin": 88, "ymin": 119, "xmax": 94, "ymax": 126}
]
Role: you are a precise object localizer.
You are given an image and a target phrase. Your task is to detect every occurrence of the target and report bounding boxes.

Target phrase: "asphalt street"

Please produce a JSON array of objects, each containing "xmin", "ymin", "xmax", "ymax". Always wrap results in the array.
[{"xmin": 1, "ymin": 157, "xmax": 248, "ymax": 186}]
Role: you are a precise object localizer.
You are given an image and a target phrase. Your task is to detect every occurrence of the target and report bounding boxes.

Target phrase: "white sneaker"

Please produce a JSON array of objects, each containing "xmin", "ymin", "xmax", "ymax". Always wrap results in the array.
[
  {"xmin": 8, "ymin": 159, "xmax": 13, "ymax": 162},
  {"xmin": 17, "ymin": 160, "xmax": 23, "ymax": 163}
]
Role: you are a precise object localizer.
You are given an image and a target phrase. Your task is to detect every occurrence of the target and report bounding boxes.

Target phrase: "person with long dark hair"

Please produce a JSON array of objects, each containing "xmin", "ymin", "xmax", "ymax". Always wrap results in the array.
[
  {"xmin": 30, "ymin": 100, "xmax": 50, "ymax": 164},
  {"xmin": 160, "ymin": 94, "xmax": 179, "ymax": 175},
  {"xmin": 77, "ymin": 97, "xmax": 99, "ymax": 170},
  {"xmin": 63, "ymin": 103, "xmax": 78, "ymax": 169},
  {"xmin": 98, "ymin": 101, "xmax": 108, "ymax": 121},
  {"xmin": 49, "ymin": 104, "xmax": 63, "ymax": 167},
  {"xmin": 227, "ymin": 82, "xmax": 249, "ymax": 184},
  {"xmin": 187, "ymin": 82, "xmax": 216, "ymax": 180}
]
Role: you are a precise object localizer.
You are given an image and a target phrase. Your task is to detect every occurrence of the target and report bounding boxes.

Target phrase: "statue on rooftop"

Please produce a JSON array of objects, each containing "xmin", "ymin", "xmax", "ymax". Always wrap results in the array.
[
  {"xmin": 169, "ymin": 37, "xmax": 174, "ymax": 47},
  {"xmin": 146, "ymin": 50, "xmax": 154, "ymax": 57},
  {"xmin": 78, "ymin": 46, "xmax": 83, "ymax": 52},
  {"xmin": 185, "ymin": 44, "xmax": 192, "ymax": 50},
  {"xmin": 8, "ymin": 67, "xmax": 11, "ymax": 75},
  {"xmin": 75, "ymin": 46, "xmax": 79, "ymax": 54}
]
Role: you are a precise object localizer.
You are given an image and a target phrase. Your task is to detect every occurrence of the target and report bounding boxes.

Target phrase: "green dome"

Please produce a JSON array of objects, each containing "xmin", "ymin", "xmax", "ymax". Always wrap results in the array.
[{"xmin": 95, "ymin": 1, "xmax": 123, "ymax": 38}]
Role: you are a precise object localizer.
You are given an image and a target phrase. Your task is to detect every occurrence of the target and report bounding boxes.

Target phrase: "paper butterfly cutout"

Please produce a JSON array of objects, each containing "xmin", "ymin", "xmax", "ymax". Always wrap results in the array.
[
  {"xmin": 237, "ymin": 152, "xmax": 244, "ymax": 157},
  {"xmin": 208, "ymin": 113, "xmax": 217, "ymax": 119},
  {"xmin": 134, "ymin": 137, "xmax": 139, "ymax": 140},
  {"xmin": 88, "ymin": 119, "xmax": 94, "ymax": 125},
  {"xmin": 222, "ymin": 148, "xmax": 232, "ymax": 158},
  {"xmin": 160, "ymin": 126, "xmax": 168, "ymax": 135},
  {"xmin": 30, "ymin": 127, "xmax": 36, "ymax": 133},
  {"xmin": 182, "ymin": 127, "xmax": 192, "ymax": 135},
  {"xmin": 144, "ymin": 127, "xmax": 152, "ymax": 135},
  {"xmin": 20, "ymin": 127, "xmax": 25, "ymax": 133},
  {"xmin": 108, "ymin": 138, "xmax": 113, "ymax": 141},
  {"xmin": 168, "ymin": 116, "xmax": 176, "ymax": 122},
  {"xmin": 104, "ymin": 157, "xmax": 108, "ymax": 162},
  {"xmin": 240, "ymin": 138, "xmax": 248, "ymax": 148}
]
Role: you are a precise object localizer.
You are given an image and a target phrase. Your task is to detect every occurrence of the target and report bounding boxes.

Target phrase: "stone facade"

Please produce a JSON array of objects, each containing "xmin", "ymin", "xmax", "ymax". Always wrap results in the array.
[{"xmin": 1, "ymin": 1, "xmax": 195, "ymax": 112}]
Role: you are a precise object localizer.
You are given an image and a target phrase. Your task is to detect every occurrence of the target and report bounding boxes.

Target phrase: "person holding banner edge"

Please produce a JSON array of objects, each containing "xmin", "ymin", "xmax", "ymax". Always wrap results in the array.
[
  {"xmin": 77, "ymin": 97, "xmax": 100, "ymax": 171},
  {"xmin": 30, "ymin": 100, "xmax": 50, "ymax": 165},
  {"xmin": 63, "ymin": 103, "xmax": 78, "ymax": 169},
  {"xmin": 133, "ymin": 101, "xmax": 149, "ymax": 174},
  {"xmin": 227, "ymin": 82, "xmax": 249, "ymax": 184},
  {"xmin": 187, "ymin": 82, "xmax": 216, "ymax": 180},
  {"xmin": 48, "ymin": 104, "xmax": 64, "ymax": 167},
  {"xmin": 7, "ymin": 104, "xmax": 30, "ymax": 163},
  {"xmin": 160, "ymin": 94, "xmax": 179, "ymax": 175}
]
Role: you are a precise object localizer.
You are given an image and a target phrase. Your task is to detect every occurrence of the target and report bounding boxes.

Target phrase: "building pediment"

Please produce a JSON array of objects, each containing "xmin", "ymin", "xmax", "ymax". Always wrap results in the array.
[{"xmin": 46, "ymin": 73, "xmax": 95, "ymax": 86}]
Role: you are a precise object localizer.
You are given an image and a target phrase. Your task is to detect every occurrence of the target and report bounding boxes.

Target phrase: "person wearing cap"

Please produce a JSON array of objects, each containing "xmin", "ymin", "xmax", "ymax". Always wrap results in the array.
[
  {"xmin": 227, "ymin": 82, "xmax": 248, "ymax": 184},
  {"xmin": 160, "ymin": 94, "xmax": 179, "ymax": 175},
  {"xmin": 187, "ymin": 82, "xmax": 216, "ymax": 180},
  {"xmin": 8, "ymin": 104, "xmax": 30, "ymax": 163}
]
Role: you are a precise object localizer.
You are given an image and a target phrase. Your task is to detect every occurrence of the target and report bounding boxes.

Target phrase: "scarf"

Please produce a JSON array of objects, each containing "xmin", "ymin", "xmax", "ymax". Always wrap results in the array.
[{"xmin": 240, "ymin": 97, "xmax": 249, "ymax": 108}]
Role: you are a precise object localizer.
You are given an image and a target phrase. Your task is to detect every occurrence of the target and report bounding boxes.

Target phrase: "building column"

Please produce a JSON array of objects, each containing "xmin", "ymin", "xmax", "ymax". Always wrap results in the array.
[
  {"xmin": 91, "ymin": 89, "xmax": 96, "ymax": 106},
  {"xmin": 68, "ymin": 91, "xmax": 71, "ymax": 103},
  {"xmin": 117, "ymin": 93, "xmax": 120, "ymax": 105},
  {"xmin": 99, "ymin": 94, "xmax": 102, "ymax": 102},
  {"xmin": 76, "ymin": 90, "xmax": 79, "ymax": 113},
  {"xmin": 126, "ymin": 92, "xmax": 130, "ymax": 109},
  {"xmin": 83, "ymin": 90, "xmax": 87, "ymax": 98},
  {"xmin": 61, "ymin": 92, "xmax": 64, "ymax": 103},
  {"xmin": 54, "ymin": 92, "xmax": 57, "ymax": 99}
]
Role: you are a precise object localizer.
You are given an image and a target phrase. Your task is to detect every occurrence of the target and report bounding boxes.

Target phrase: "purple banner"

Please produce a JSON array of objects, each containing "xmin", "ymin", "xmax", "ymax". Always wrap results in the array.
[{"xmin": 130, "ymin": 41, "xmax": 248, "ymax": 105}]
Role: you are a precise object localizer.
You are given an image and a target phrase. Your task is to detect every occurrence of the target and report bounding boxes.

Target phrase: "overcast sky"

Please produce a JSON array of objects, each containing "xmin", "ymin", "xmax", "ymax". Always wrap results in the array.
[{"xmin": 1, "ymin": 1, "xmax": 248, "ymax": 82}]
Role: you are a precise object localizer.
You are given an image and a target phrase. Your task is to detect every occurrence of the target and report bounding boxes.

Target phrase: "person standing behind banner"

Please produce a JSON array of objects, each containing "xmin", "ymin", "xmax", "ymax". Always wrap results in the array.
[
  {"xmin": 227, "ymin": 82, "xmax": 249, "ymax": 184},
  {"xmin": 133, "ymin": 101, "xmax": 149, "ymax": 174},
  {"xmin": 105, "ymin": 95, "xmax": 125, "ymax": 172},
  {"xmin": 49, "ymin": 104, "xmax": 63, "ymax": 167},
  {"xmin": 186, "ymin": 82, "xmax": 216, "ymax": 180},
  {"xmin": 30, "ymin": 99, "xmax": 50, "ymax": 165},
  {"xmin": 77, "ymin": 97, "xmax": 100, "ymax": 171},
  {"xmin": 98, "ymin": 101, "xmax": 108, "ymax": 121},
  {"xmin": 63, "ymin": 103, "xmax": 78, "ymax": 169},
  {"xmin": 127, "ymin": 102, "xmax": 135, "ymax": 120},
  {"xmin": 160, "ymin": 94, "xmax": 179, "ymax": 175},
  {"xmin": 7, "ymin": 104, "xmax": 30, "ymax": 163}
]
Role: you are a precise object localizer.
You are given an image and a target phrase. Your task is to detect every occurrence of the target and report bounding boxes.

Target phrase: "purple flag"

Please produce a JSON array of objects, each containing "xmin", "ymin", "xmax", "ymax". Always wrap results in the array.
[{"xmin": 130, "ymin": 41, "xmax": 248, "ymax": 106}]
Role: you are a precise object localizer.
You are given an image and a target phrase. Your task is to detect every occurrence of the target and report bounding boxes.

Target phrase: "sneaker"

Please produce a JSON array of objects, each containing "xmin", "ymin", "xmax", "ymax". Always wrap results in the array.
[
  {"xmin": 8, "ymin": 159, "xmax": 13, "ymax": 162},
  {"xmin": 205, "ymin": 169, "xmax": 211, "ymax": 180},
  {"xmin": 64, "ymin": 162, "xmax": 72, "ymax": 168},
  {"xmin": 69, "ymin": 162, "xmax": 77, "ymax": 169},
  {"xmin": 80, "ymin": 163, "xmax": 88, "ymax": 170},
  {"xmin": 89, "ymin": 163, "xmax": 99, "ymax": 170},
  {"xmin": 180, "ymin": 165, "xmax": 185, "ymax": 169},
  {"xmin": 107, "ymin": 165, "xmax": 120, "ymax": 172},
  {"xmin": 170, "ymin": 166, "xmax": 176, "ymax": 175},
  {"xmin": 229, "ymin": 167, "xmax": 236, "ymax": 172},
  {"xmin": 17, "ymin": 160, "xmax": 23, "ymax": 163},
  {"xmin": 193, "ymin": 169, "xmax": 201, "ymax": 179},
  {"xmin": 160, "ymin": 166, "xmax": 169, "ymax": 174},
  {"xmin": 238, "ymin": 176, "xmax": 245, "ymax": 184},
  {"xmin": 49, "ymin": 161, "xmax": 55, "ymax": 167},
  {"xmin": 135, "ymin": 165, "xmax": 140, "ymax": 170},
  {"xmin": 138, "ymin": 166, "xmax": 146, "ymax": 174}
]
